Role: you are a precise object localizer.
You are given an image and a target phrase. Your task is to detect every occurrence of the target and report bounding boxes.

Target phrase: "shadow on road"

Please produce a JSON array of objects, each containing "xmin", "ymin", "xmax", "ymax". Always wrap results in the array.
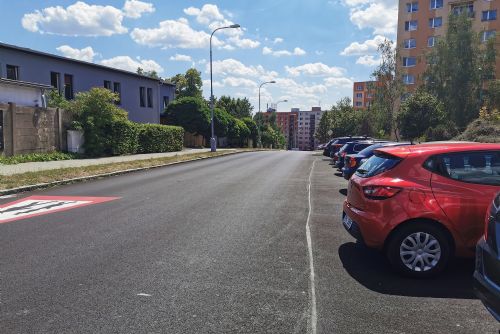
[
  {"xmin": 338, "ymin": 242, "xmax": 476, "ymax": 299},
  {"xmin": 339, "ymin": 189, "xmax": 348, "ymax": 196},
  {"xmin": 334, "ymin": 172, "xmax": 343, "ymax": 177}
]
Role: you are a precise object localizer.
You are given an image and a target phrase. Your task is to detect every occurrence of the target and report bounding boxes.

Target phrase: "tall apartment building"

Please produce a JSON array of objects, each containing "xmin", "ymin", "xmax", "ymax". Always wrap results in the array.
[
  {"xmin": 297, "ymin": 107, "xmax": 325, "ymax": 150},
  {"xmin": 397, "ymin": 0, "xmax": 500, "ymax": 88},
  {"xmin": 353, "ymin": 81, "xmax": 377, "ymax": 110},
  {"xmin": 276, "ymin": 111, "xmax": 299, "ymax": 149}
]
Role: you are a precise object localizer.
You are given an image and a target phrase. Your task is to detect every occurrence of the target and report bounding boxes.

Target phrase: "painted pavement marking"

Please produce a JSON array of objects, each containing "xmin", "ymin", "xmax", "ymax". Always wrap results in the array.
[{"xmin": 0, "ymin": 196, "xmax": 120, "ymax": 224}]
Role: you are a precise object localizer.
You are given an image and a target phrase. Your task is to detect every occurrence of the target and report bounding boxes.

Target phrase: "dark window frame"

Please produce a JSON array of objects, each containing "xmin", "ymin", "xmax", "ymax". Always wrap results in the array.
[
  {"xmin": 104, "ymin": 80, "xmax": 112, "ymax": 90},
  {"xmin": 140, "ymin": 87, "xmax": 146, "ymax": 107},
  {"xmin": 147, "ymin": 87, "xmax": 153, "ymax": 108},
  {"xmin": 113, "ymin": 82, "xmax": 121, "ymax": 105},
  {"xmin": 50, "ymin": 72, "xmax": 60, "ymax": 92},
  {"xmin": 64, "ymin": 74, "xmax": 74, "ymax": 100},
  {"xmin": 6, "ymin": 64, "xmax": 19, "ymax": 80}
]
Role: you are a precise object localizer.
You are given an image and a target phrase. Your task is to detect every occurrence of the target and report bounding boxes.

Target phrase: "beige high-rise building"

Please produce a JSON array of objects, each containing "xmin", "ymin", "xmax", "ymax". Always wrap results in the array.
[{"xmin": 397, "ymin": 0, "xmax": 500, "ymax": 88}]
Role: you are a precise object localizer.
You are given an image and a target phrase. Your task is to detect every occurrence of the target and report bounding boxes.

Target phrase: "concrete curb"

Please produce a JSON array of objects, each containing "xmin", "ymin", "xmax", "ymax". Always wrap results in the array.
[{"xmin": 0, "ymin": 150, "xmax": 250, "ymax": 195}]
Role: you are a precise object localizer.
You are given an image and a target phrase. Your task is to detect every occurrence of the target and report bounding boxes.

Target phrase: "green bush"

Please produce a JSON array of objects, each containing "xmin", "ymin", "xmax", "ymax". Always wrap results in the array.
[
  {"xmin": 109, "ymin": 120, "xmax": 140, "ymax": 155},
  {"xmin": 455, "ymin": 118, "xmax": 500, "ymax": 142},
  {"xmin": 138, "ymin": 124, "xmax": 184, "ymax": 153},
  {"xmin": 0, "ymin": 152, "xmax": 79, "ymax": 165},
  {"xmin": 425, "ymin": 121, "xmax": 459, "ymax": 141},
  {"xmin": 165, "ymin": 97, "xmax": 211, "ymax": 138}
]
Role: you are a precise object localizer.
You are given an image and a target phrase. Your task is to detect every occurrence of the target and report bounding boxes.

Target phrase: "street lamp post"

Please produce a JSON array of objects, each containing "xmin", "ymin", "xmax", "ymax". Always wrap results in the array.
[
  {"xmin": 274, "ymin": 99, "xmax": 288, "ymax": 112},
  {"xmin": 258, "ymin": 81, "xmax": 276, "ymax": 113},
  {"xmin": 210, "ymin": 24, "xmax": 240, "ymax": 152}
]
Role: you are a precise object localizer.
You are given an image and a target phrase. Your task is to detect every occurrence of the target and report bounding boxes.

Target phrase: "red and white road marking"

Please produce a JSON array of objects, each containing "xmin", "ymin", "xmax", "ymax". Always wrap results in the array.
[{"xmin": 0, "ymin": 196, "xmax": 119, "ymax": 224}]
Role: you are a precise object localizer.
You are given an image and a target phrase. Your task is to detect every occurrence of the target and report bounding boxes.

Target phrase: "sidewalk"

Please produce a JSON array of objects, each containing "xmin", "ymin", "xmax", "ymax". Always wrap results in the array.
[{"xmin": 0, "ymin": 148, "xmax": 237, "ymax": 176}]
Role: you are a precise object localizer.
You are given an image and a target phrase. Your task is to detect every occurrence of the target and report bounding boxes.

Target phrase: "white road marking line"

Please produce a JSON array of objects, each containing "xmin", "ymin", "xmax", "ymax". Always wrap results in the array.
[
  {"xmin": 306, "ymin": 159, "xmax": 317, "ymax": 334},
  {"xmin": 0, "ymin": 194, "xmax": 17, "ymax": 199},
  {"xmin": 137, "ymin": 293, "xmax": 151, "ymax": 297}
]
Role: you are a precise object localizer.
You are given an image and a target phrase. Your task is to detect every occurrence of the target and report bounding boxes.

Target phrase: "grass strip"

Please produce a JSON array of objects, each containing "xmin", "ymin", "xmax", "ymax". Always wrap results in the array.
[{"xmin": 0, "ymin": 150, "xmax": 247, "ymax": 191}]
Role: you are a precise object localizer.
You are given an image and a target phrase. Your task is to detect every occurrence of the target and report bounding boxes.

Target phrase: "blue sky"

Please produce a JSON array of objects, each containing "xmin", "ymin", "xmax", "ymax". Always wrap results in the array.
[{"xmin": 0, "ymin": 0, "xmax": 397, "ymax": 111}]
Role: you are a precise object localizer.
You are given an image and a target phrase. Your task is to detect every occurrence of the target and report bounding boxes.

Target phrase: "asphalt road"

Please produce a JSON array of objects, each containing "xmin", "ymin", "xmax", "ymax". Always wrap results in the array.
[{"xmin": 0, "ymin": 151, "xmax": 498, "ymax": 333}]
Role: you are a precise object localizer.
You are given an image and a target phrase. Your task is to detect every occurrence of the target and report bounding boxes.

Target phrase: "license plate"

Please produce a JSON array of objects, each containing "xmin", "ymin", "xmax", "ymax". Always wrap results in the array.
[{"xmin": 343, "ymin": 214, "xmax": 353, "ymax": 229}]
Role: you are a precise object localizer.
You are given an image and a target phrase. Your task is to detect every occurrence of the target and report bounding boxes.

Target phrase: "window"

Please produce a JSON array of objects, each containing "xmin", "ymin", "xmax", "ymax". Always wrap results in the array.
[
  {"xmin": 404, "ymin": 38, "xmax": 416, "ymax": 49},
  {"xmin": 355, "ymin": 101, "xmax": 363, "ymax": 107},
  {"xmin": 482, "ymin": 10, "xmax": 497, "ymax": 21},
  {"xmin": 453, "ymin": 4, "xmax": 474, "ymax": 16},
  {"xmin": 403, "ymin": 57, "xmax": 417, "ymax": 67},
  {"xmin": 405, "ymin": 20, "xmax": 418, "ymax": 31},
  {"xmin": 64, "ymin": 74, "xmax": 74, "ymax": 100},
  {"xmin": 356, "ymin": 85, "xmax": 363, "ymax": 91},
  {"xmin": 429, "ymin": 17, "xmax": 442, "ymax": 28},
  {"xmin": 403, "ymin": 74, "xmax": 415, "ymax": 85},
  {"xmin": 406, "ymin": 2, "xmax": 418, "ymax": 12},
  {"xmin": 50, "ymin": 72, "xmax": 60, "ymax": 91},
  {"xmin": 356, "ymin": 93, "xmax": 363, "ymax": 98},
  {"xmin": 428, "ymin": 36, "xmax": 437, "ymax": 47},
  {"xmin": 482, "ymin": 30, "xmax": 496, "ymax": 42},
  {"xmin": 163, "ymin": 96, "xmax": 170, "ymax": 110},
  {"xmin": 430, "ymin": 0, "xmax": 443, "ymax": 9},
  {"xmin": 356, "ymin": 153, "xmax": 402, "ymax": 178},
  {"xmin": 140, "ymin": 87, "xmax": 146, "ymax": 107},
  {"xmin": 147, "ymin": 88, "xmax": 153, "ymax": 108},
  {"xmin": 6, "ymin": 65, "xmax": 19, "ymax": 80},
  {"xmin": 113, "ymin": 82, "xmax": 121, "ymax": 105},
  {"xmin": 104, "ymin": 80, "xmax": 112, "ymax": 90},
  {"xmin": 429, "ymin": 151, "xmax": 500, "ymax": 186}
]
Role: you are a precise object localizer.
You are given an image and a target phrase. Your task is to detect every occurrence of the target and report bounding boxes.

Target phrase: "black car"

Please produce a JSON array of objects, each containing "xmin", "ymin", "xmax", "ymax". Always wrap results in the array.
[
  {"xmin": 323, "ymin": 136, "xmax": 372, "ymax": 158},
  {"xmin": 334, "ymin": 140, "xmax": 382, "ymax": 169},
  {"xmin": 341, "ymin": 142, "xmax": 412, "ymax": 179},
  {"xmin": 474, "ymin": 192, "xmax": 500, "ymax": 321}
]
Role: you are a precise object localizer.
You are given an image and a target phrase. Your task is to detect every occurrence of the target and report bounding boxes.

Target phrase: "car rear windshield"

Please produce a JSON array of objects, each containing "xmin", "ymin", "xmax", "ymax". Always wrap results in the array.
[{"xmin": 355, "ymin": 152, "xmax": 402, "ymax": 178}]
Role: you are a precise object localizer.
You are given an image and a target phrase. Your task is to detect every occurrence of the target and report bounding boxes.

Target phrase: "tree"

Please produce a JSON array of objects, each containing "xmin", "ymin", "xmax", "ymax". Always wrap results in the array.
[
  {"xmin": 137, "ymin": 67, "xmax": 160, "ymax": 79},
  {"xmin": 165, "ymin": 97, "xmax": 211, "ymax": 138},
  {"xmin": 242, "ymin": 117, "xmax": 258, "ymax": 146},
  {"xmin": 215, "ymin": 96, "xmax": 253, "ymax": 118},
  {"xmin": 424, "ymin": 13, "xmax": 496, "ymax": 128},
  {"xmin": 315, "ymin": 111, "xmax": 333, "ymax": 143},
  {"xmin": 371, "ymin": 40, "xmax": 404, "ymax": 139},
  {"xmin": 486, "ymin": 80, "xmax": 500, "ymax": 110},
  {"xmin": 169, "ymin": 68, "xmax": 203, "ymax": 99},
  {"xmin": 397, "ymin": 90, "xmax": 445, "ymax": 141}
]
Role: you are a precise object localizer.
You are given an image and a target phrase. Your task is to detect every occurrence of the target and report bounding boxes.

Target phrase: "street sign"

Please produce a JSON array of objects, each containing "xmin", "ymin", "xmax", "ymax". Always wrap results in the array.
[{"xmin": 0, "ymin": 196, "xmax": 119, "ymax": 224}]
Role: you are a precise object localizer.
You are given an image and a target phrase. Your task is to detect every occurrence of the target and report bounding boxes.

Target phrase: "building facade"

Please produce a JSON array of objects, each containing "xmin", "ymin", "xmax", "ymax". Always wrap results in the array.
[
  {"xmin": 397, "ymin": 0, "xmax": 500, "ymax": 88},
  {"xmin": 297, "ymin": 107, "xmax": 325, "ymax": 151},
  {"xmin": 353, "ymin": 81, "xmax": 377, "ymax": 110},
  {"xmin": 275, "ymin": 111, "xmax": 298, "ymax": 149},
  {"xmin": 0, "ymin": 43, "xmax": 175, "ymax": 124}
]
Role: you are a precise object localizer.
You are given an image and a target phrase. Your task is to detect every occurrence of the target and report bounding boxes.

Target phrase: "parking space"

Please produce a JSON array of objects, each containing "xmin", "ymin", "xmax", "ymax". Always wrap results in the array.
[{"xmin": 310, "ymin": 155, "xmax": 498, "ymax": 333}]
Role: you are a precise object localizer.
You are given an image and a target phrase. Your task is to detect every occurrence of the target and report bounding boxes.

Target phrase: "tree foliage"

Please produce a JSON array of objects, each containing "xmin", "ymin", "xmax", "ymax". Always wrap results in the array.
[
  {"xmin": 397, "ymin": 90, "xmax": 445, "ymax": 141},
  {"xmin": 137, "ymin": 67, "xmax": 160, "ymax": 79},
  {"xmin": 424, "ymin": 13, "xmax": 496, "ymax": 129},
  {"xmin": 215, "ymin": 95, "xmax": 254, "ymax": 118},
  {"xmin": 170, "ymin": 68, "xmax": 203, "ymax": 99},
  {"xmin": 165, "ymin": 97, "xmax": 211, "ymax": 137}
]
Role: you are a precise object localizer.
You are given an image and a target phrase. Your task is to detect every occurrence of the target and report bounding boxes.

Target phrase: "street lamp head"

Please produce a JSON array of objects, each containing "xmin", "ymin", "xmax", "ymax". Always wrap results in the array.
[
  {"xmin": 230, "ymin": 24, "xmax": 241, "ymax": 28},
  {"xmin": 270, "ymin": 80, "xmax": 276, "ymax": 83}
]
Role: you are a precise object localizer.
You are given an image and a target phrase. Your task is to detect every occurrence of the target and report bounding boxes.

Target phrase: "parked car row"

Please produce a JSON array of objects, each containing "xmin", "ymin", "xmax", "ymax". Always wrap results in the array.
[{"xmin": 322, "ymin": 139, "xmax": 500, "ymax": 321}]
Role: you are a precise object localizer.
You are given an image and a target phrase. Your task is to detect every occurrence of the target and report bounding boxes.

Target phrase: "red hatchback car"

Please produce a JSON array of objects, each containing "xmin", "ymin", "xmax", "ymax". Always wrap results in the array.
[{"xmin": 343, "ymin": 142, "xmax": 500, "ymax": 278}]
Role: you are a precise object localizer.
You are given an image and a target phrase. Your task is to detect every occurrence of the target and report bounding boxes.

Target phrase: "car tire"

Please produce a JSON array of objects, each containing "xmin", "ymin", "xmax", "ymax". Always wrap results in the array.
[{"xmin": 386, "ymin": 222, "xmax": 451, "ymax": 278}]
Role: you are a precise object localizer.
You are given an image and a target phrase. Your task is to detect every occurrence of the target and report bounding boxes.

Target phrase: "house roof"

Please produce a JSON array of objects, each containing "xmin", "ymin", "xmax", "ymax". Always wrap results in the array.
[
  {"xmin": 0, "ymin": 78, "xmax": 53, "ymax": 90},
  {"xmin": 0, "ymin": 42, "xmax": 175, "ymax": 87}
]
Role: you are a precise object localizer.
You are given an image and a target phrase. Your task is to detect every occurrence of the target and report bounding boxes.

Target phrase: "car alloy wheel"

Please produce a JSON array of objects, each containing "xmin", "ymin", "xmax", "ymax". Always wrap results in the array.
[{"xmin": 400, "ymin": 232, "xmax": 441, "ymax": 272}]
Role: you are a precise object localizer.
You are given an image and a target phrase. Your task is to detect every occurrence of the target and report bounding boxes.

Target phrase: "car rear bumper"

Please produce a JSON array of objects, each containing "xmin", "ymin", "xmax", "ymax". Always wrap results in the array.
[
  {"xmin": 342, "ymin": 200, "xmax": 388, "ymax": 249},
  {"xmin": 474, "ymin": 238, "xmax": 500, "ymax": 322}
]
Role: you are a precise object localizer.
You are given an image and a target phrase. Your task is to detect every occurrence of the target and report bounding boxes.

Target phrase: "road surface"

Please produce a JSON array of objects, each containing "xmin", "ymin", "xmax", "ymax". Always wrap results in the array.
[{"xmin": 0, "ymin": 151, "xmax": 497, "ymax": 333}]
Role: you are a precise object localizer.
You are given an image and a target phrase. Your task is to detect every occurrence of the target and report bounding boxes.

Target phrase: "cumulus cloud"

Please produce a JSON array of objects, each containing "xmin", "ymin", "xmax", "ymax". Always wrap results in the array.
[
  {"xmin": 100, "ymin": 56, "xmax": 163, "ymax": 73},
  {"xmin": 324, "ymin": 77, "xmax": 354, "ymax": 88},
  {"xmin": 184, "ymin": 4, "xmax": 225, "ymax": 26},
  {"xmin": 355, "ymin": 55, "xmax": 381, "ymax": 66},
  {"xmin": 227, "ymin": 36, "xmax": 260, "ymax": 49},
  {"xmin": 22, "ymin": 1, "xmax": 128, "ymax": 36},
  {"xmin": 340, "ymin": 35, "xmax": 387, "ymax": 55},
  {"xmin": 273, "ymin": 37, "xmax": 284, "ymax": 44},
  {"xmin": 122, "ymin": 0, "xmax": 155, "ymax": 19},
  {"xmin": 222, "ymin": 77, "xmax": 257, "ymax": 88},
  {"xmin": 262, "ymin": 47, "xmax": 306, "ymax": 57},
  {"xmin": 208, "ymin": 58, "xmax": 265, "ymax": 77},
  {"xmin": 285, "ymin": 62, "xmax": 345, "ymax": 77},
  {"xmin": 56, "ymin": 45, "xmax": 96, "ymax": 62},
  {"xmin": 349, "ymin": 3, "xmax": 397, "ymax": 35},
  {"xmin": 169, "ymin": 54, "xmax": 193, "ymax": 62},
  {"xmin": 130, "ymin": 18, "xmax": 221, "ymax": 49}
]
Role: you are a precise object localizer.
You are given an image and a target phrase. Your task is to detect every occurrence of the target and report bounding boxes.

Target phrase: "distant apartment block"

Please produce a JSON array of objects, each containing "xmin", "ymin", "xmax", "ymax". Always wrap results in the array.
[
  {"xmin": 275, "ymin": 111, "xmax": 298, "ymax": 149},
  {"xmin": 397, "ymin": 0, "xmax": 500, "ymax": 88},
  {"xmin": 353, "ymin": 81, "xmax": 377, "ymax": 110},
  {"xmin": 0, "ymin": 42, "xmax": 175, "ymax": 123},
  {"xmin": 297, "ymin": 107, "xmax": 325, "ymax": 151}
]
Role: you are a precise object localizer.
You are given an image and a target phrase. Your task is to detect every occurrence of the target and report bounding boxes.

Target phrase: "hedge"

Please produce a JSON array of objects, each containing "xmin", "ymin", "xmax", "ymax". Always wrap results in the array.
[
  {"xmin": 109, "ymin": 120, "xmax": 140, "ymax": 155},
  {"xmin": 138, "ymin": 124, "xmax": 184, "ymax": 153}
]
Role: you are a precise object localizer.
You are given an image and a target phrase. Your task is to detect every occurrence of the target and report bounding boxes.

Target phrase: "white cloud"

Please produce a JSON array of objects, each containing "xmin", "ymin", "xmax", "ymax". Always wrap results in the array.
[
  {"xmin": 315, "ymin": 50, "xmax": 324, "ymax": 56},
  {"xmin": 169, "ymin": 54, "xmax": 193, "ymax": 62},
  {"xmin": 227, "ymin": 36, "xmax": 260, "ymax": 49},
  {"xmin": 130, "ymin": 18, "xmax": 221, "ymax": 49},
  {"xmin": 122, "ymin": 0, "xmax": 155, "ymax": 19},
  {"xmin": 340, "ymin": 35, "xmax": 387, "ymax": 56},
  {"xmin": 56, "ymin": 45, "xmax": 96, "ymax": 62},
  {"xmin": 324, "ymin": 77, "xmax": 354, "ymax": 88},
  {"xmin": 184, "ymin": 4, "xmax": 225, "ymax": 26},
  {"xmin": 349, "ymin": 3, "xmax": 398, "ymax": 35},
  {"xmin": 285, "ymin": 62, "xmax": 345, "ymax": 77},
  {"xmin": 22, "ymin": 1, "xmax": 128, "ymax": 36},
  {"xmin": 222, "ymin": 77, "xmax": 257, "ymax": 88},
  {"xmin": 100, "ymin": 56, "xmax": 163, "ymax": 73},
  {"xmin": 356, "ymin": 55, "xmax": 381, "ymax": 66},
  {"xmin": 209, "ymin": 58, "xmax": 264, "ymax": 77},
  {"xmin": 273, "ymin": 37, "xmax": 284, "ymax": 44},
  {"xmin": 262, "ymin": 46, "xmax": 306, "ymax": 57}
]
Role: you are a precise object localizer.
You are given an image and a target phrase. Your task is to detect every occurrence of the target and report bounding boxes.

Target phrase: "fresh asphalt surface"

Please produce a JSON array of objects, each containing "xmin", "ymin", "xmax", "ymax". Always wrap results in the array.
[{"xmin": 0, "ymin": 151, "xmax": 498, "ymax": 333}]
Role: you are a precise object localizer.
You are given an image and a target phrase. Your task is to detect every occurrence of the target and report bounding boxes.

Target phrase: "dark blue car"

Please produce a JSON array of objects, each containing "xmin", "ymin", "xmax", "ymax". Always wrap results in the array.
[
  {"xmin": 341, "ymin": 142, "xmax": 412, "ymax": 179},
  {"xmin": 334, "ymin": 140, "xmax": 382, "ymax": 170},
  {"xmin": 474, "ymin": 192, "xmax": 500, "ymax": 322}
]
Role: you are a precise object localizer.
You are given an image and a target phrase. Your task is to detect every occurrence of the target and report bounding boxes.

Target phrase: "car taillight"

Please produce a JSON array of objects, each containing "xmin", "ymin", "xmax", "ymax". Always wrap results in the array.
[
  {"xmin": 363, "ymin": 186, "xmax": 402, "ymax": 200},
  {"xmin": 349, "ymin": 159, "xmax": 357, "ymax": 168},
  {"xmin": 342, "ymin": 152, "xmax": 347, "ymax": 157}
]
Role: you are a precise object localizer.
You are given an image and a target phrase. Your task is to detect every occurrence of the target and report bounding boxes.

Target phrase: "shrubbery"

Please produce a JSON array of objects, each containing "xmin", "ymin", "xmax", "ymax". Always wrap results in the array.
[
  {"xmin": 0, "ymin": 152, "xmax": 79, "ymax": 165},
  {"xmin": 138, "ymin": 124, "xmax": 184, "ymax": 153}
]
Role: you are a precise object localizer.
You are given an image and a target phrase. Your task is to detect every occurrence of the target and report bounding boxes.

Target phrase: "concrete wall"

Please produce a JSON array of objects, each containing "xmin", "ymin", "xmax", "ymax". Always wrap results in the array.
[
  {"xmin": 0, "ymin": 45, "xmax": 175, "ymax": 124},
  {"xmin": 0, "ymin": 103, "xmax": 72, "ymax": 156}
]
